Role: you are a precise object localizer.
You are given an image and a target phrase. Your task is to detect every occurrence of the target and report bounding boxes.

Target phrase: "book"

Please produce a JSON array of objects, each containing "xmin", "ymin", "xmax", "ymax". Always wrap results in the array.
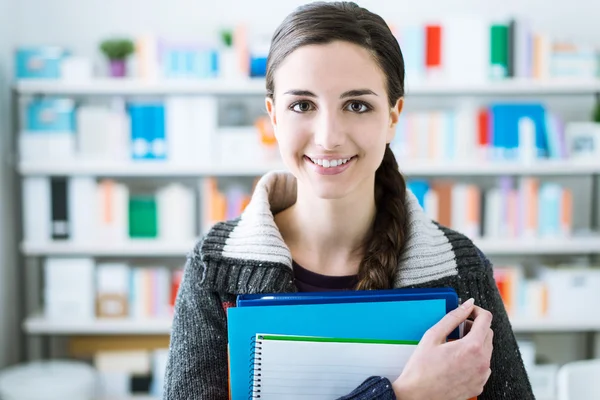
[{"xmin": 250, "ymin": 333, "xmax": 418, "ymax": 400}]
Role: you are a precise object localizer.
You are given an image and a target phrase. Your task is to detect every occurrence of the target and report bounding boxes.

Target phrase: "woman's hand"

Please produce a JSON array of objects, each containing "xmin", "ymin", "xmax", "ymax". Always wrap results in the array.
[{"xmin": 392, "ymin": 298, "xmax": 494, "ymax": 400}]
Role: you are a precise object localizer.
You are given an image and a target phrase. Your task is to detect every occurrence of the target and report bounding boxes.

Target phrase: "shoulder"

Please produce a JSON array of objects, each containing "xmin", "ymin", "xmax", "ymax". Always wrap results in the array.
[{"xmin": 432, "ymin": 222, "xmax": 493, "ymax": 277}]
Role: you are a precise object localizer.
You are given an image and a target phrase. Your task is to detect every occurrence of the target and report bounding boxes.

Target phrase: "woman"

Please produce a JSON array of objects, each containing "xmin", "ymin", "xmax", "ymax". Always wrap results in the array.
[{"xmin": 164, "ymin": 2, "xmax": 534, "ymax": 399}]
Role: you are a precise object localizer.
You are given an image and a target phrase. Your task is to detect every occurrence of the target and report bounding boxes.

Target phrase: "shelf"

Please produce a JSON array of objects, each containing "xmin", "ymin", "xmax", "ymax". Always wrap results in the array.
[
  {"xmin": 20, "ymin": 237, "xmax": 600, "ymax": 257},
  {"xmin": 401, "ymin": 160, "xmax": 600, "ymax": 176},
  {"xmin": 104, "ymin": 397, "xmax": 159, "ymax": 400},
  {"xmin": 18, "ymin": 159, "xmax": 600, "ymax": 177},
  {"xmin": 24, "ymin": 315, "xmax": 173, "ymax": 335},
  {"xmin": 404, "ymin": 78, "xmax": 600, "ymax": 96},
  {"xmin": 511, "ymin": 318, "xmax": 600, "ymax": 333},
  {"xmin": 20, "ymin": 240, "xmax": 196, "ymax": 257},
  {"xmin": 23, "ymin": 314, "xmax": 600, "ymax": 335},
  {"xmin": 19, "ymin": 160, "xmax": 287, "ymax": 177},
  {"xmin": 14, "ymin": 77, "xmax": 268, "ymax": 95},
  {"xmin": 474, "ymin": 236, "xmax": 600, "ymax": 255},
  {"xmin": 14, "ymin": 78, "xmax": 600, "ymax": 96}
]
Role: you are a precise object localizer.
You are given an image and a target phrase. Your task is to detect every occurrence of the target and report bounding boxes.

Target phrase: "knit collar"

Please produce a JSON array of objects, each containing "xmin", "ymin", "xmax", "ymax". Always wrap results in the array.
[{"xmin": 198, "ymin": 170, "xmax": 460, "ymax": 294}]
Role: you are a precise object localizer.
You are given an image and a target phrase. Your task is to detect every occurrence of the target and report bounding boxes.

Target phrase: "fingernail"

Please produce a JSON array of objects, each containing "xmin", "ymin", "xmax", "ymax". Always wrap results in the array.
[{"xmin": 461, "ymin": 298, "xmax": 475, "ymax": 309}]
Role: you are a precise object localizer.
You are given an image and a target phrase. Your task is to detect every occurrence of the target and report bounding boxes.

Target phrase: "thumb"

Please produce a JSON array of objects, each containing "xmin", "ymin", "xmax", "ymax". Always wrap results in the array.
[{"xmin": 423, "ymin": 298, "xmax": 474, "ymax": 344}]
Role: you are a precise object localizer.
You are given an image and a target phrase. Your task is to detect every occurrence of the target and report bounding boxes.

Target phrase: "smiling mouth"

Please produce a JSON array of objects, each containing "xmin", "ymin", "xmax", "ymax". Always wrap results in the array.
[{"xmin": 305, "ymin": 156, "xmax": 357, "ymax": 168}]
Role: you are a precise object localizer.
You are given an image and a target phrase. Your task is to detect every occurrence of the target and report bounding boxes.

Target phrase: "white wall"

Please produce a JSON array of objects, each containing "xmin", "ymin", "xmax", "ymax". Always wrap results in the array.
[
  {"xmin": 13, "ymin": 0, "xmax": 600, "ymax": 56},
  {"xmin": 0, "ymin": 0, "xmax": 19, "ymax": 369}
]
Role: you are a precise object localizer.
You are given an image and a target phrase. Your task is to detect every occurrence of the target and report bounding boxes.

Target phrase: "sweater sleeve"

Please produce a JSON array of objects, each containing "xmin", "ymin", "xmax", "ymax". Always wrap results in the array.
[
  {"xmin": 336, "ymin": 376, "xmax": 397, "ymax": 400},
  {"xmin": 163, "ymin": 254, "xmax": 229, "ymax": 400},
  {"xmin": 465, "ymin": 248, "xmax": 535, "ymax": 400}
]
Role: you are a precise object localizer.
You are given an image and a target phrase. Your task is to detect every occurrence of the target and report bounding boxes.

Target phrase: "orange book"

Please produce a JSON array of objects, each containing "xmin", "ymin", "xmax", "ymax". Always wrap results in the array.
[
  {"xmin": 431, "ymin": 181, "xmax": 453, "ymax": 227},
  {"xmin": 524, "ymin": 178, "xmax": 539, "ymax": 237},
  {"xmin": 561, "ymin": 188, "xmax": 573, "ymax": 236},
  {"xmin": 466, "ymin": 185, "xmax": 481, "ymax": 238}
]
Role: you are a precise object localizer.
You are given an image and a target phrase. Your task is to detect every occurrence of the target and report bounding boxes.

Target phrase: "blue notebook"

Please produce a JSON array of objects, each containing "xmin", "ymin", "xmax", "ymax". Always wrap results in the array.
[{"xmin": 227, "ymin": 288, "xmax": 460, "ymax": 400}]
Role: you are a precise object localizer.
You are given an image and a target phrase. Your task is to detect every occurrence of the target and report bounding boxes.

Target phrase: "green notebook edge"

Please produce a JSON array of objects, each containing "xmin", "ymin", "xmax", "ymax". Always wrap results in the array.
[{"xmin": 257, "ymin": 333, "xmax": 420, "ymax": 346}]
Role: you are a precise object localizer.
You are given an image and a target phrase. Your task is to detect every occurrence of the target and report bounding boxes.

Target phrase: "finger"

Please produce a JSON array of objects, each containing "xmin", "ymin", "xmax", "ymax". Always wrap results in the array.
[
  {"xmin": 465, "ymin": 306, "xmax": 493, "ymax": 342},
  {"xmin": 463, "ymin": 320, "xmax": 474, "ymax": 336},
  {"xmin": 484, "ymin": 328, "xmax": 494, "ymax": 356},
  {"xmin": 424, "ymin": 298, "xmax": 475, "ymax": 344}
]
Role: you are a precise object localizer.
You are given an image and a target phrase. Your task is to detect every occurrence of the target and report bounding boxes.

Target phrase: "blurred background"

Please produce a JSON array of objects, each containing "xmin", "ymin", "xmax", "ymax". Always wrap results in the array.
[{"xmin": 1, "ymin": 0, "xmax": 600, "ymax": 399}]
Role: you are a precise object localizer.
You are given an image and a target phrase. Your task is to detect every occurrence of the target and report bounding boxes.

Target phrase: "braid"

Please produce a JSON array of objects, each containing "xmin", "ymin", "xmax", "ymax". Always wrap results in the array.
[{"xmin": 355, "ymin": 145, "xmax": 408, "ymax": 290}]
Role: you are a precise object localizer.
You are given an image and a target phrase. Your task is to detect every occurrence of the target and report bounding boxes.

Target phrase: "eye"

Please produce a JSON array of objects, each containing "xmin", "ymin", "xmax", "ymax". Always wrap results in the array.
[
  {"xmin": 345, "ymin": 101, "xmax": 370, "ymax": 113},
  {"xmin": 290, "ymin": 101, "xmax": 314, "ymax": 113}
]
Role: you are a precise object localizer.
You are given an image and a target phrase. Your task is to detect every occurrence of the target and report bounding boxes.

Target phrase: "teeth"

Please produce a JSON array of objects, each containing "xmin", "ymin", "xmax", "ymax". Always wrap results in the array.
[{"xmin": 309, "ymin": 157, "xmax": 352, "ymax": 168}]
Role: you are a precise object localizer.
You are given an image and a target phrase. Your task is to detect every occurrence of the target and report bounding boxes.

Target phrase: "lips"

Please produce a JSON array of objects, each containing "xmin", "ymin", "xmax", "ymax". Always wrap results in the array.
[{"xmin": 304, "ymin": 155, "xmax": 356, "ymax": 175}]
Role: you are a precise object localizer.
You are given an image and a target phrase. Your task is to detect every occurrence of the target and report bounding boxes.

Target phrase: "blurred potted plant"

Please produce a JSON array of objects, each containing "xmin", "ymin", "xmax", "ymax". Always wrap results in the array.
[{"xmin": 100, "ymin": 38, "xmax": 135, "ymax": 77}]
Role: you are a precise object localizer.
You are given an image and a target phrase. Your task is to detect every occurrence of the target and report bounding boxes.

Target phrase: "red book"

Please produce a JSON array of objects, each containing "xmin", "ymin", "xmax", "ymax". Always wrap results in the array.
[
  {"xmin": 478, "ymin": 108, "xmax": 490, "ymax": 147},
  {"xmin": 425, "ymin": 25, "xmax": 442, "ymax": 68},
  {"xmin": 170, "ymin": 269, "xmax": 184, "ymax": 311}
]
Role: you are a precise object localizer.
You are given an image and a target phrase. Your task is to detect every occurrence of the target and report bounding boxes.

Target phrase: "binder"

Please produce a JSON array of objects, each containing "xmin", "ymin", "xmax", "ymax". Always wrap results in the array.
[{"xmin": 227, "ymin": 288, "xmax": 461, "ymax": 400}]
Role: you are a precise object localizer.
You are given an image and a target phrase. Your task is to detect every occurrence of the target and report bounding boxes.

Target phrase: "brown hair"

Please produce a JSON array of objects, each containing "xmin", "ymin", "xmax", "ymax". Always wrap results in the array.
[{"xmin": 265, "ymin": 1, "xmax": 408, "ymax": 290}]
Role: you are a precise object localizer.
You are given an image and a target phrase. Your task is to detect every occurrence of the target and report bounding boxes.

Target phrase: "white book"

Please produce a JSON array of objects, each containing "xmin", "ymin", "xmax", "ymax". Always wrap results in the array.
[
  {"xmin": 442, "ymin": 15, "xmax": 489, "ymax": 84},
  {"xmin": 44, "ymin": 257, "xmax": 95, "ymax": 321},
  {"xmin": 251, "ymin": 334, "xmax": 417, "ymax": 400},
  {"xmin": 165, "ymin": 97, "xmax": 193, "ymax": 165},
  {"xmin": 414, "ymin": 112, "xmax": 430, "ymax": 160},
  {"xmin": 424, "ymin": 189, "xmax": 439, "ymax": 222},
  {"xmin": 453, "ymin": 103, "xmax": 477, "ymax": 162},
  {"xmin": 68, "ymin": 176, "xmax": 97, "ymax": 244},
  {"xmin": 191, "ymin": 96, "xmax": 217, "ymax": 166},
  {"xmin": 157, "ymin": 182, "xmax": 196, "ymax": 242},
  {"xmin": 77, "ymin": 106, "xmax": 111, "ymax": 158},
  {"xmin": 97, "ymin": 263, "xmax": 130, "ymax": 294},
  {"xmin": 484, "ymin": 188, "xmax": 502, "ymax": 238},
  {"xmin": 22, "ymin": 176, "xmax": 51, "ymax": 244}
]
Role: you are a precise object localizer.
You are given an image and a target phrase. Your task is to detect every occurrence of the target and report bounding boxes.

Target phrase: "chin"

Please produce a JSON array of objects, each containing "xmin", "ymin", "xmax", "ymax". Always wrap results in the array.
[{"xmin": 305, "ymin": 178, "xmax": 357, "ymax": 200}]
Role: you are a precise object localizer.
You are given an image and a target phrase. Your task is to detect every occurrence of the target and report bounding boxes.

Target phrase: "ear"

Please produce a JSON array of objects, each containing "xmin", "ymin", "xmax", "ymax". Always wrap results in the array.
[
  {"xmin": 265, "ymin": 97, "xmax": 277, "ymax": 133},
  {"xmin": 386, "ymin": 97, "xmax": 404, "ymax": 144}
]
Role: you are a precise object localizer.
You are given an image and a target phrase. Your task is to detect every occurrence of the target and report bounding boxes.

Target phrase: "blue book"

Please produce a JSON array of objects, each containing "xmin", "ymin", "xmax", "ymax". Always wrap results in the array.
[
  {"xmin": 228, "ymin": 288, "xmax": 460, "ymax": 400},
  {"xmin": 490, "ymin": 103, "xmax": 548, "ymax": 160}
]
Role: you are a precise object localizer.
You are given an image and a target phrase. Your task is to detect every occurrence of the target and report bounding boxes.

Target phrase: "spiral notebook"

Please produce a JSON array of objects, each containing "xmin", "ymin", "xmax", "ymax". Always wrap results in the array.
[{"xmin": 250, "ymin": 333, "xmax": 418, "ymax": 400}]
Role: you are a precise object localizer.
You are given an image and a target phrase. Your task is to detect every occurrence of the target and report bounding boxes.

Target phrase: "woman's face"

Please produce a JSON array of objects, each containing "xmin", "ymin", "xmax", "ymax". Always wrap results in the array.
[{"xmin": 266, "ymin": 40, "xmax": 403, "ymax": 201}]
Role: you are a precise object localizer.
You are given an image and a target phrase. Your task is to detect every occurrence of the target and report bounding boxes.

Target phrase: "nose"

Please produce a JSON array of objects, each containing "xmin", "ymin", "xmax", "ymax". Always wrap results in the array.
[{"xmin": 313, "ymin": 110, "xmax": 346, "ymax": 150}]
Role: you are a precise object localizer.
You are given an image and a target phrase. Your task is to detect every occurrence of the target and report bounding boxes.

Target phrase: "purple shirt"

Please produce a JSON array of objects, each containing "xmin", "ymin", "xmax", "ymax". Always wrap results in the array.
[{"xmin": 292, "ymin": 260, "xmax": 358, "ymax": 292}]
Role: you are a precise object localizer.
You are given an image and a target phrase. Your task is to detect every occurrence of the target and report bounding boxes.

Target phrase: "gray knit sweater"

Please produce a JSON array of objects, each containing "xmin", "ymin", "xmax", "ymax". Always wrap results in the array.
[{"xmin": 163, "ymin": 171, "xmax": 535, "ymax": 400}]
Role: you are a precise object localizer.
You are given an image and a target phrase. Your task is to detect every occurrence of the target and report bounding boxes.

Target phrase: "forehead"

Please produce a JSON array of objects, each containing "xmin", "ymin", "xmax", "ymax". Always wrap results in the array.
[{"xmin": 273, "ymin": 40, "xmax": 387, "ymax": 95}]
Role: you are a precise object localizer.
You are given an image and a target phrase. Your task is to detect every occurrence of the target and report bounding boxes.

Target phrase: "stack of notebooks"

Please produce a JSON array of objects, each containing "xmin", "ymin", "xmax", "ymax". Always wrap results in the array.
[{"xmin": 227, "ymin": 288, "xmax": 473, "ymax": 400}]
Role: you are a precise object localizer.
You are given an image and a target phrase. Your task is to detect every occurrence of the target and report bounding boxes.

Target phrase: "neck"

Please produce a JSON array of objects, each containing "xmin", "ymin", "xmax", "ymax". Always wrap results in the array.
[{"xmin": 276, "ymin": 178, "xmax": 377, "ymax": 276}]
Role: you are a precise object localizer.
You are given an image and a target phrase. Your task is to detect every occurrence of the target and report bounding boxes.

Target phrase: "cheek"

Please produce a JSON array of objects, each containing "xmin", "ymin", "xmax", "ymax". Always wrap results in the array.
[
  {"xmin": 275, "ymin": 109, "xmax": 311, "ymax": 150},
  {"xmin": 352, "ymin": 117, "xmax": 389, "ymax": 149}
]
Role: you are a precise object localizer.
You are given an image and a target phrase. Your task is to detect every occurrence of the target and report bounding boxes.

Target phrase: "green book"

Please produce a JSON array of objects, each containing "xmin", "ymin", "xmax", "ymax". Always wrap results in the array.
[
  {"xmin": 128, "ymin": 195, "xmax": 157, "ymax": 238},
  {"xmin": 490, "ymin": 24, "xmax": 509, "ymax": 79}
]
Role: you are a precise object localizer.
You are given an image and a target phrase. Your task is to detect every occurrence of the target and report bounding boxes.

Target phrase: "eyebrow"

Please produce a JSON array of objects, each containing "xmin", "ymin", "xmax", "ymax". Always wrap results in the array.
[{"xmin": 283, "ymin": 89, "xmax": 378, "ymax": 98}]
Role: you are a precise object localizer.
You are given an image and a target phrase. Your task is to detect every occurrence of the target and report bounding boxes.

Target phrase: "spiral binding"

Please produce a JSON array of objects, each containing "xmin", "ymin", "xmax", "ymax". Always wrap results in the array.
[{"xmin": 248, "ymin": 335, "xmax": 263, "ymax": 399}]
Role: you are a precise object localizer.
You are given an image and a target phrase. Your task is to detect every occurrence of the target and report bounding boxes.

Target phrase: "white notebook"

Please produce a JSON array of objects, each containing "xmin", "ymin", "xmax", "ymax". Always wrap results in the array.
[{"xmin": 250, "ymin": 334, "xmax": 418, "ymax": 400}]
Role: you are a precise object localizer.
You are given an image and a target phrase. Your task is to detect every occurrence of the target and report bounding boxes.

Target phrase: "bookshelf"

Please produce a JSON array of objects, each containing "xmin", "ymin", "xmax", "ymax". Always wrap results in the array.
[
  {"xmin": 11, "ymin": 77, "xmax": 600, "ymax": 381},
  {"xmin": 22, "ymin": 314, "xmax": 600, "ymax": 335}
]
